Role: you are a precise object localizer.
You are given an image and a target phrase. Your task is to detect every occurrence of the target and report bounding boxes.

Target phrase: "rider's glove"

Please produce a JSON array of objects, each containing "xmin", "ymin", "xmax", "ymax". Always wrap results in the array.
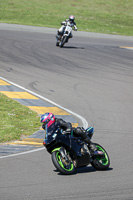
[
  {"xmin": 81, "ymin": 127, "xmax": 87, "ymax": 134},
  {"xmin": 74, "ymin": 25, "xmax": 77, "ymax": 31}
]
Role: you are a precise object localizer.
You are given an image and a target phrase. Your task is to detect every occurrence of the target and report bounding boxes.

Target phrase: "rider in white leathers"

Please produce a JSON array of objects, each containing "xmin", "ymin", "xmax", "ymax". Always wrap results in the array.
[{"xmin": 57, "ymin": 15, "xmax": 77, "ymax": 39}]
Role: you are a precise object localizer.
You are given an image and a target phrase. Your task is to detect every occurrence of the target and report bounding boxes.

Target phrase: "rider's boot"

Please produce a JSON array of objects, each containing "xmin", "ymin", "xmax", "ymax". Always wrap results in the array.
[
  {"xmin": 84, "ymin": 136, "xmax": 104, "ymax": 156},
  {"xmin": 56, "ymin": 31, "xmax": 62, "ymax": 40},
  {"xmin": 56, "ymin": 31, "xmax": 59, "ymax": 39}
]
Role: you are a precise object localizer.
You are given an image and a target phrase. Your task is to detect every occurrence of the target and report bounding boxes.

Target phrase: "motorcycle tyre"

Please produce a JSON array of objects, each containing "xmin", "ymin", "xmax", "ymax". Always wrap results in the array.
[
  {"xmin": 56, "ymin": 41, "xmax": 59, "ymax": 46},
  {"xmin": 51, "ymin": 150, "xmax": 75, "ymax": 175},
  {"xmin": 59, "ymin": 36, "xmax": 68, "ymax": 48},
  {"xmin": 91, "ymin": 143, "xmax": 110, "ymax": 170}
]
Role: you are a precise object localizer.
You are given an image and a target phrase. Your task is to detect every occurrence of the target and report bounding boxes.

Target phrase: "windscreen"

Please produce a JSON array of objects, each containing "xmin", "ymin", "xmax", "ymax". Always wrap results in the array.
[{"xmin": 45, "ymin": 122, "xmax": 58, "ymax": 136}]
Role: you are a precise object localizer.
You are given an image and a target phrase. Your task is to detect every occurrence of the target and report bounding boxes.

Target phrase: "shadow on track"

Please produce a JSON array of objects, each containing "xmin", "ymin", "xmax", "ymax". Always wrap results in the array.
[
  {"xmin": 54, "ymin": 166, "xmax": 113, "ymax": 176},
  {"xmin": 60, "ymin": 46, "xmax": 85, "ymax": 49},
  {"xmin": 75, "ymin": 166, "xmax": 113, "ymax": 175}
]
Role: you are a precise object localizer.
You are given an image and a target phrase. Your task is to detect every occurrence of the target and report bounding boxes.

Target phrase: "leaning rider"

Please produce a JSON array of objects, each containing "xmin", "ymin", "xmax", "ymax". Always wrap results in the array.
[
  {"xmin": 57, "ymin": 15, "xmax": 77, "ymax": 39},
  {"xmin": 40, "ymin": 113, "xmax": 100, "ymax": 155}
]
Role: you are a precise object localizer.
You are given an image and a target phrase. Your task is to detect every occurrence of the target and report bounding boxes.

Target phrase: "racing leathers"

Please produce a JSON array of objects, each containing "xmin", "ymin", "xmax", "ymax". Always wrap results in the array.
[{"xmin": 57, "ymin": 19, "xmax": 77, "ymax": 39}]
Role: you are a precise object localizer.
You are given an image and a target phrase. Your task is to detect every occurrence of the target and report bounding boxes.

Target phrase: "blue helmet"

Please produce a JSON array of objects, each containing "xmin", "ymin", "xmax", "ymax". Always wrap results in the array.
[{"xmin": 40, "ymin": 113, "xmax": 55, "ymax": 127}]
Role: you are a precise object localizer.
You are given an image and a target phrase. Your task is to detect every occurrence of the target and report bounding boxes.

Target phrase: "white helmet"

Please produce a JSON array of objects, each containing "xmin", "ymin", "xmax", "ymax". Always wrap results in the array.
[{"xmin": 69, "ymin": 15, "xmax": 75, "ymax": 22}]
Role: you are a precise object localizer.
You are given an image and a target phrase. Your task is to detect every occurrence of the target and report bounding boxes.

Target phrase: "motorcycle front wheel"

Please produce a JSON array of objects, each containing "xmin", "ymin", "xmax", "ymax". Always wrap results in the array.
[
  {"xmin": 91, "ymin": 143, "xmax": 110, "ymax": 170},
  {"xmin": 51, "ymin": 150, "xmax": 75, "ymax": 175},
  {"xmin": 59, "ymin": 36, "xmax": 68, "ymax": 48},
  {"xmin": 56, "ymin": 41, "xmax": 59, "ymax": 46}
]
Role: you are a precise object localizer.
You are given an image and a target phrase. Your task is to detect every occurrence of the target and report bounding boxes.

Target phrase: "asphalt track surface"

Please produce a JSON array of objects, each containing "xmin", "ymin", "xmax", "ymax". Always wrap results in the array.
[{"xmin": 0, "ymin": 24, "xmax": 133, "ymax": 200}]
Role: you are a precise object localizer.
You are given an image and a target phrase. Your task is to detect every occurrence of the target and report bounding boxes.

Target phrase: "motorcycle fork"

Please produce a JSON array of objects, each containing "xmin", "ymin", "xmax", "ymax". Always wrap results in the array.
[{"xmin": 59, "ymin": 147, "xmax": 69, "ymax": 162}]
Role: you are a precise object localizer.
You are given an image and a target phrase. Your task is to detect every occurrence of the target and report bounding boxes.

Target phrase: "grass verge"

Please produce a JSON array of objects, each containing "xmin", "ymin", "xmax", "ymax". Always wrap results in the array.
[
  {"xmin": 0, "ymin": 93, "xmax": 40, "ymax": 143},
  {"xmin": 0, "ymin": 0, "xmax": 133, "ymax": 36}
]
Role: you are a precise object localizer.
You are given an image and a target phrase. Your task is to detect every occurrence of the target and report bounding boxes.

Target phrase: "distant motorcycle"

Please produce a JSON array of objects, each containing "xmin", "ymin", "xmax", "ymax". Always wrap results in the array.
[
  {"xmin": 56, "ymin": 22, "xmax": 75, "ymax": 48},
  {"xmin": 43, "ymin": 126, "xmax": 110, "ymax": 175}
]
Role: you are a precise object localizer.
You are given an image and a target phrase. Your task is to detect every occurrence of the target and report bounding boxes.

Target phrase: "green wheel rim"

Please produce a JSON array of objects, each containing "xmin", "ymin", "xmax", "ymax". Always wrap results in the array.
[
  {"xmin": 96, "ymin": 145, "xmax": 109, "ymax": 166},
  {"xmin": 56, "ymin": 152, "xmax": 74, "ymax": 172}
]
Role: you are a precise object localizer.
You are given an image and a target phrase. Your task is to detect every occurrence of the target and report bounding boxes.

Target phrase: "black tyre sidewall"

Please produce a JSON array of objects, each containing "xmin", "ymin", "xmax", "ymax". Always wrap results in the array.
[
  {"xmin": 59, "ymin": 36, "xmax": 68, "ymax": 47},
  {"xmin": 91, "ymin": 143, "xmax": 110, "ymax": 170},
  {"xmin": 51, "ymin": 151, "xmax": 75, "ymax": 175},
  {"xmin": 56, "ymin": 41, "xmax": 59, "ymax": 46}
]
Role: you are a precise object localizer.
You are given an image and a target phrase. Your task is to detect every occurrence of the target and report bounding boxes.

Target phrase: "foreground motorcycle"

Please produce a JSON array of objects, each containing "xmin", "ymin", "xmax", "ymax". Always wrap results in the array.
[
  {"xmin": 56, "ymin": 24, "xmax": 73, "ymax": 48},
  {"xmin": 43, "ymin": 125, "xmax": 110, "ymax": 175}
]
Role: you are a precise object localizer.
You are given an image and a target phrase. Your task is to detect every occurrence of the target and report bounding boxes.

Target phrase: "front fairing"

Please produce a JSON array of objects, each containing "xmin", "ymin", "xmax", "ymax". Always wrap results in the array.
[
  {"xmin": 44, "ymin": 123, "xmax": 89, "ymax": 159},
  {"xmin": 54, "ymin": 134, "xmax": 84, "ymax": 159},
  {"xmin": 66, "ymin": 21, "xmax": 74, "ymax": 27},
  {"xmin": 44, "ymin": 128, "xmax": 82, "ymax": 158},
  {"xmin": 44, "ymin": 128, "xmax": 91, "ymax": 167},
  {"xmin": 55, "ymin": 135, "xmax": 90, "ymax": 164},
  {"xmin": 64, "ymin": 25, "xmax": 72, "ymax": 36},
  {"xmin": 43, "ymin": 122, "xmax": 59, "ymax": 146}
]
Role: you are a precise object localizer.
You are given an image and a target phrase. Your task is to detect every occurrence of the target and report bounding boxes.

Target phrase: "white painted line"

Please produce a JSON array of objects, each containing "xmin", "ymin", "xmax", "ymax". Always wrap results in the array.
[
  {"xmin": 0, "ymin": 147, "xmax": 45, "ymax": 159},
  {"xmin": 0, "ymin": 76, "xmax": 88, "ymax": 128}
]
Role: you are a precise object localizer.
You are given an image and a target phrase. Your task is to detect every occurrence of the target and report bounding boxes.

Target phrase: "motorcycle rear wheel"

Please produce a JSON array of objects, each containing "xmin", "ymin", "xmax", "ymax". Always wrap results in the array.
[
  {"xmin": 91, "ymin": 143, "xmax": 110, "ymax": 170},
  {"xmin": 51, "ymin": 150, "xmax": 75, "ymax": 175}
]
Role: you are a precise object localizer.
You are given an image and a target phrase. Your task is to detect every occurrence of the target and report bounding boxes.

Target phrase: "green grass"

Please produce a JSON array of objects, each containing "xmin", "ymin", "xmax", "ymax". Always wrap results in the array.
[
  {"xmin": 0, "ymin": 93, "xmax": 41, "ymax": 143},
  {"xmin": 0, "ymin": 0, "xmax": 133, "ymax": 36}
]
